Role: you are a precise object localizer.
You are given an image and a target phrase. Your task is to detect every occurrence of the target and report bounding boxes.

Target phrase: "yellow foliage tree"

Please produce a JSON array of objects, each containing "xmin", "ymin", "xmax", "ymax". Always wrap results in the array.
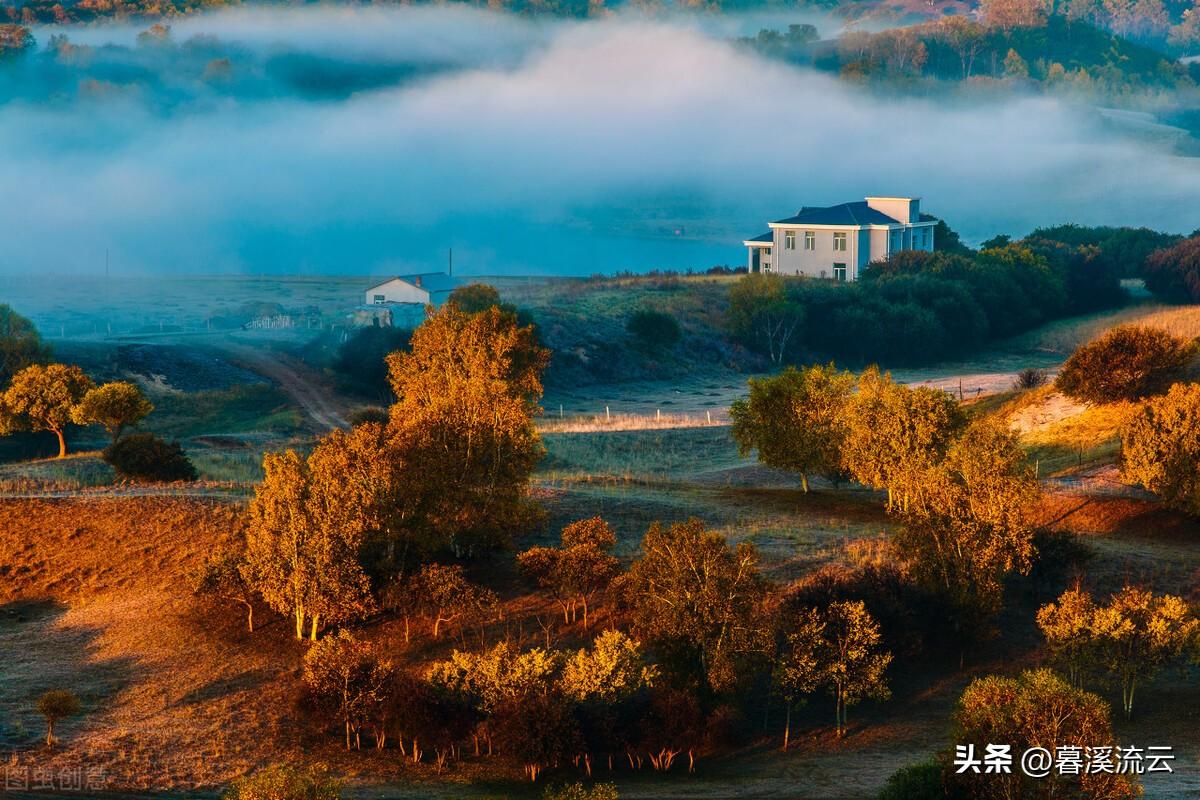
[
  {"xmin": 1, "ymin": 363, "xmax": 94, "ymax": 458},
  {"xmin": 384, "ymin": 304, "xmax": 549, "ymax": 556},
  {"xmin": 841, "ymin": 367, "xmax": 965, "ymax": 511},
  {"xmin": 72, "ymin": 380, "xmax": 153, "ymax": 443},
  {"xmin": 243, "ymin": 427, "xmax": 381, "ymax": 640}
]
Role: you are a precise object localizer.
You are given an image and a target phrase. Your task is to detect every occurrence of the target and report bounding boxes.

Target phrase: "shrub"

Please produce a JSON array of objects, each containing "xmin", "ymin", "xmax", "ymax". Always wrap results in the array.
[
  {"xmin": 877, "ymin": 759, "xmax": 943, "ymax": 800},
  {"xmin": 1013, "ymin": 367, "xmax": 1047, "ymax": 390},
  {"xmin": 951, "ymin": 670, "xmax": 1138, "ymax": 799},
  {"xmin": 102, "ymin": 432, "xmax": 198, "ymax": 482},
  {"xmin": 543, "ymin": 782, "xmax": 619, "ymax": 800},
  {"xmin": 1121, "ymin": 382, "xmax": 1200, "ymax": 515},
  {"xmin": 626, "ymin": 309, "xmax": 681, "ymax": 351},
  {"xmin": 35, "ymin": 690, "xmax": 81, "ymax": 748},
  {"xmin": 1055, "ymin": 325, "xmax": 1192, "ymax": 404},
  {"xmin": 222, "ymin": 764, "xmax": 341, "ymax": 800}
]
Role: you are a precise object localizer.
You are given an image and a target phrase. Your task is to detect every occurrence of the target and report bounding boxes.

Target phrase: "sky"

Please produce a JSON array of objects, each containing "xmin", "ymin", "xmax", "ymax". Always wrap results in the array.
[{"xmin": 1, "ymin": 5, "xmax": 1198, "ymax": 277}]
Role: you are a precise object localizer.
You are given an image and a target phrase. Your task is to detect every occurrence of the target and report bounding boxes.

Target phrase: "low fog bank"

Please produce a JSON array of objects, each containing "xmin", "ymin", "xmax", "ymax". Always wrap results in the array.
[{"xmin": 1, "ymin": 6, "xmax": 1198, "ymax": 277}]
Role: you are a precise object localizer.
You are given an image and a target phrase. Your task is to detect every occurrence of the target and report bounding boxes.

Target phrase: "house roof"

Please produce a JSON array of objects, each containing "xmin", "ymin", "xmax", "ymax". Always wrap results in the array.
[
  {"xmin": 367, "ymin": 272, "xmax": 460, "ymax": 294},
  {"xmin": 773, "ymin": 201, "xmax": 901, "ymax": 227},
  {"xmin": 746, "ymin": 231, "xmax": 773, "ymax": 243}
]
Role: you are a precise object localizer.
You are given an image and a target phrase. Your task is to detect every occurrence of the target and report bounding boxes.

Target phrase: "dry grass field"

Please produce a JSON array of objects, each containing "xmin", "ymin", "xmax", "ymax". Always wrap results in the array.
[{"xmin": 2, "ymin": 448, "xmax": 1197, "ymax": 798}]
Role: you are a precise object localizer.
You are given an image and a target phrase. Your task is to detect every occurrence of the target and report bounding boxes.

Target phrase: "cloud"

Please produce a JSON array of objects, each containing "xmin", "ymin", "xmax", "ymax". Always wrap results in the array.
[{"xmin": 2, "ymin": 6, "xmax": 1198, "ymax": 276}]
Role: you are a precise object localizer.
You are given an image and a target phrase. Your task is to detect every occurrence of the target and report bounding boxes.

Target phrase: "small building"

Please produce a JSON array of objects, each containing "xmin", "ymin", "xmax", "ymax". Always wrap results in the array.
[
  {"xmin": 364, "ymin": 273, "xmax": 460, "ymax": 306},
  {"xmin": 355, "ymin": 272, "xmax": 461, "ymax": 328},
  {"xmin": 743, "ymin": 196, "xmax": 936, "ymax": 281}
]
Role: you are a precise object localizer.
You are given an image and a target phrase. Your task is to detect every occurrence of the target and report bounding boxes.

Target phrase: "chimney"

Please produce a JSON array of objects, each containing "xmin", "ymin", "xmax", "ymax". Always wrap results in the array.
[
  {"xmin": 865, "ymin": 197, "xmax": 919, "ymax": 224},
  {"xmin": 413, "ymin": 275, "xmax": 422, "ymax": 288}
]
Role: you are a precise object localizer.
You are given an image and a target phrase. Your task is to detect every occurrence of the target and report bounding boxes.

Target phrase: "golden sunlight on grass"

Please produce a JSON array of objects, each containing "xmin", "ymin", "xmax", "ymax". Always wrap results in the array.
[{"xmin": 538, "ymin": 411, "xmax": 728, "ymax": 433}]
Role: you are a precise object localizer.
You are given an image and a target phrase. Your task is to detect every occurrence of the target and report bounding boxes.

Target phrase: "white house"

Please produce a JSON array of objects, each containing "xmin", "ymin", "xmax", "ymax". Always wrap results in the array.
[
  {"xmin": 357, "ymin": 272, "xmax": 461, "ymax": 328},
  {"xmin": 743, "ymin": 196, "xmax": 936, "ymax": 281},
  {"xmin": 364, "ymin": 273, "xmax": 460, "ymax": 306}
]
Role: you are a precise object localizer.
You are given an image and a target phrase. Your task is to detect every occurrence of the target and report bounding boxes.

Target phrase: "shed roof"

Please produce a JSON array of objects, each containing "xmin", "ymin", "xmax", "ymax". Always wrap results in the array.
[{"xmin": 367, "ymin": 272, "xmax": 460, "ymax": 294}]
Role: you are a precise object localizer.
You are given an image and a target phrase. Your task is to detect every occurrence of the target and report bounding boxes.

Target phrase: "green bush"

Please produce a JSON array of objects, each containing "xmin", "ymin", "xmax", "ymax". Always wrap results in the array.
[
  {"xmin": 878, "ymin": 759, "xmax": 944, "ymax": 800},
  {"xmin": 223, "ymin": 764, "xmax": 341, "ymax": 800},
  {"xmin": 102, "ymin": 432, "xmax": 198, "ymax": 482},
  {"xmin": 627, "ymin": 309, "xmax": 681, "ymax": 350},
  {"xmin": 1055, "ymin": 325, "xmax": 1192, "ymax": 404}
]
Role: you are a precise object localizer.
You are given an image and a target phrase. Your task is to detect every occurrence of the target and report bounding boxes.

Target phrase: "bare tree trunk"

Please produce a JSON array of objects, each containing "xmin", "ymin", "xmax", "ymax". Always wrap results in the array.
[
  {"xmin": 309, "ymin": 614, "xmax": 320, "ymax": 641},
  {"xmin": 54, "ymin": 428, "xmax": 66, "ymax": 459},
  {"xmin": 783, "ymin": 703, "xmax": 792, "ymax": 751}
]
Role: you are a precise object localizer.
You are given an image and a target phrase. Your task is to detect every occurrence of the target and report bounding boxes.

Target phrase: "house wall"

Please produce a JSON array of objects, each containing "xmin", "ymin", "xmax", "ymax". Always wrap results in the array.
[
  {"xmin": 365, "ymin": 278, "xmax": 430, "ymax": 305},
  {"xmin": 771, "ymin": 226, "xmax": 866, "ymax": 280}
]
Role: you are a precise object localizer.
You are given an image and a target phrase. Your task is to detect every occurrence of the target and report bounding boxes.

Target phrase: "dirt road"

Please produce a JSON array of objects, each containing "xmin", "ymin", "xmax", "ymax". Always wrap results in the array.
[{"xmin": 219, "ymin": 342, "xmax": 349, "ymax": 431}]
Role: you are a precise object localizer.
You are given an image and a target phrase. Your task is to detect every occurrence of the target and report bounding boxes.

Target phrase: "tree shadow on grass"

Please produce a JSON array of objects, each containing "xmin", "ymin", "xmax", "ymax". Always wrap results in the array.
[{"xmin": 0, "ymin": 598, "xmax": 140, "ymax": 751}]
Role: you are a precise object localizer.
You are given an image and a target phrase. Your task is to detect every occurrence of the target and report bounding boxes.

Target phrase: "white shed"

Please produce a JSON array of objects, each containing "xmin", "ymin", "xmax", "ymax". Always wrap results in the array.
[{"xmin": 364, "ymin": 273, "xmax": 462, "ymax": 306}]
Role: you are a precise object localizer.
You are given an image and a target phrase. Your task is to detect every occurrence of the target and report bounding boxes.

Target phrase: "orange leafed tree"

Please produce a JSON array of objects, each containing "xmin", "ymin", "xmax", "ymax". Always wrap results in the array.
[
  {"xmin": 243, "ymin": 425, "xmax": 384, "ymax": 640},
  {"xmin": 384, "ymin": 304, "xmax": 549, "ymax": 557}
]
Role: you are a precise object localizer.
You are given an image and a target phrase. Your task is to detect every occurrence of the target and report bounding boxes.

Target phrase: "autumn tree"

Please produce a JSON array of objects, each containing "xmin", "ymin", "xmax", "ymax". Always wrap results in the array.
[
  {"xmin": 242, "ymin": 427, "xmax": 382, "ymax": 640},
  {"xmin": 0, "ymin": 304, "xmax": 48, "ymax": 384},
  {"xmin": 0, "ymin": 363, "xmax": 94, "ymax": 457},
  {"xmin": 559, "ymin": 630, "xmax": 657, "ymax": 704},
  {"xmin": 35, "ymin": 690, "xmax": 80, "ymax": 748},
  {"xmin": 492, "ymin": 690, "xmax": 580, "ymax": 781},
  {"xmin": 0, "ymin": 24, "xmax": 34, "ymax": 57},
  {"xmin": 892, "ymin": 419, "xmax": 1040, "ymax": 655},
  {"xmin": 428, "ymin": 641, "xmax": 561, "ymax": 717},
  {"xmin": 1055, "ymin": 325, "xmax": 1192, "ymax": 404},
  {"xmin": 193, "ymin": 547, "xmax": 257, "ymax": 633},
  {"xmin": 1142, "ymin": 235, "xmax": 1200, "ymax": 303},
  {"xmin": 730, "ymin": 363, "xmax": 854, "ymax": 493},
  {"xmin": 935, "ymin": 16, "xmax": 986, "ymax": 78},
  {"xmin": 626, "ymin": 519, "xmax": 770, "ymax": 694},
  {"xmin": 1120, "ymin": 382, "xmax": 1200, "ymax": 515},
  {"xmin": 518, "ymin": 517, "xmax": 620, "ymax": 626},
  {"xmin": 980, "ymin": 0, "xmax": 1050, "ymax": 29},
  {"xmin": 727, "ymin": 272, "xmax": 803, "ymax": 365},
  {"xmin": 811, "ymin": 599, "xmax": 888, "ymax": 738},
  {"xmin": 559, "ymin": 631, "xmax": 656, "ymax": 775},
  {"xmin": 774, "ymin": 607, "xmax": 825, "ymax": 750},
  {"xmin": 385, "ymin": 304, "xmax": 549, "ymax": 556},
  {"xmin": 1091, "ymin": 586, "xmax": 1197, "ymax": 718},
  {"xmin": 72, "ymin": 381, "xmax": 153, "ymax": 443},
  {"xmin": 407, "ymin": 563, "xmax": 498, "ymax": 638},
  {"xmin": 303, "ymin": 631, "xmax": 394, "ymax": 749},
  {"xmin": 951, "ymin": 669, "xmax": 1138, "ymax": 800},
  {"xmin": 841, "ymin": 367, "xmax": 965, "ymax": 510},
  {"xmin": 1036, "ymin": 585, "xmax": 1096, "ymax": 688}
]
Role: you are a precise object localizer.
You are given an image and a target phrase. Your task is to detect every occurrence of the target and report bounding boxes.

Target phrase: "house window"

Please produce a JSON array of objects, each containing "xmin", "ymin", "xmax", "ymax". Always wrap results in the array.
[
  {"xmin": 785, "ymin": 231, "xmax": 796, "ymax": 250},
  {"xmin": 833, "ymin": 232, "xmax": 847, "ymax": 252},
  {"xmin": 833, "ymin": 263, "xmax": 847, "ymax": 282},
  {"xmin": 373, "ymin": 294, "xmax": 386, "ymax": 304},
  {"xmin": 804, "ymin": 231, "xmax": 815, "ymax": 250}
]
